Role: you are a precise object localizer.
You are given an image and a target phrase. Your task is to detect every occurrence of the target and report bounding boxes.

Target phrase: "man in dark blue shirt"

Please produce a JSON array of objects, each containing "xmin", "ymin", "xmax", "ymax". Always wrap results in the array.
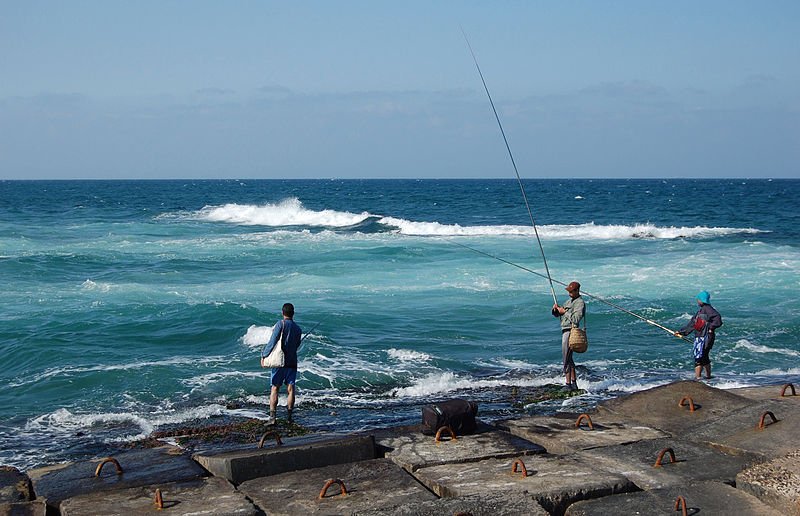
[
  {"xmin": 675, "ymin": 291, "xmax": 723, "ymax": 380},
  {"xmin": 261, "ymin": 303, "xmax": 303, "ymax": 424}
]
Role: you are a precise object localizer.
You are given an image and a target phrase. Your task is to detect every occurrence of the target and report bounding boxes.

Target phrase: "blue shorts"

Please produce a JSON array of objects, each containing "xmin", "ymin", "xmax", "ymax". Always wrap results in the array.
[{"xmin": 270, "ymin": 367, "xmax": 297, "ymax": 387}]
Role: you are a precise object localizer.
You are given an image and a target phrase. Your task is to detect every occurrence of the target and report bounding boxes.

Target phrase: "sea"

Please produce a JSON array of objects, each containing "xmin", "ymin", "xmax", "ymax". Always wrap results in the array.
[{"xmin": 1, "ymin": 178, "xmax": 798, "ymax": 470}]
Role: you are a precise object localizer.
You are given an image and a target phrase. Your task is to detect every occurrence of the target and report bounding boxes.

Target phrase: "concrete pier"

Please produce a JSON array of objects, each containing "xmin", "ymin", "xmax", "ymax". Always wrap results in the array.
[
  {"xmin": 27, "ymin": 446, "xmax": 206, "ymax": 512},
  {"xmin": 411, "ymin": 453, "xmax": 636, "ymax": 515},
  {"xmin": 238, "ymin": 458, "xmax": 437, "ymax": 515},
  {"xmin": 737, "ymin": 449, "xmax": 800, "ymax": 515},
  {"xmin": 596, "ymin": 380, "xmax": 756, "ymax": 436},
  {"xmin": 193, "ymin": 433, "xmax": 376, "ymax": 484},
  {"xmin": 378, "ymin": 426, "xmax": 545, "ymax": 473},
  {"xmin": 59, "ymin": 477, "xmax": 259, "ymax": 516},
  {"xmin": 565, "ymin": 480, "xmax": 783, "ymax": 515},
  {"xmin": 7, "ymin": 380, "xmax": 800, "ymax": 515},
  {"xmin": 497, "ymin": 411, "xmax": 668, "ymax": 454}
]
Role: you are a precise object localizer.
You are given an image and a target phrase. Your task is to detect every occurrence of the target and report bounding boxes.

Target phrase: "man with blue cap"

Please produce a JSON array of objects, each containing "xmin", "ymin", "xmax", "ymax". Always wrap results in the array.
[{"xmin": 674, "ymin": 291, "xmax": 723, "ymax": 380}]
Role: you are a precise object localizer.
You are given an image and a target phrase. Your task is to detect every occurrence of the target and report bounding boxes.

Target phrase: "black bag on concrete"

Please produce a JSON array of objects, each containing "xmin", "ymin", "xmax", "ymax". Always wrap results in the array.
[{"xmin": 421, "ymin": 399, "xmax": 479, "ymax": 436}]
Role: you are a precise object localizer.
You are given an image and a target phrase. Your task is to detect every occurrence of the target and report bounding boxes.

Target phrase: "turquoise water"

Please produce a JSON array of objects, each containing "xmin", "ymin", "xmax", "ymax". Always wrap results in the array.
[{"xmin": 1, "ymin": 179, "xmax": 798, "ymax": 469}]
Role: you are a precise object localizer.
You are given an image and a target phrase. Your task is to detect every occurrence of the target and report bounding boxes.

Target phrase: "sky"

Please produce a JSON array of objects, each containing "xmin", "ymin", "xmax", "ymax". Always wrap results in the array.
[{"xmin": 1, "ymin": 1, "xmax": 798, "ymax": 179}]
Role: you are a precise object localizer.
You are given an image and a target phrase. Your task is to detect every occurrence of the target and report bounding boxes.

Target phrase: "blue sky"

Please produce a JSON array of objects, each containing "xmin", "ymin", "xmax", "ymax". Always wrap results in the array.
[{"xmin": 1, "ymin": 1, "xmax": 798, "ymax": 179}]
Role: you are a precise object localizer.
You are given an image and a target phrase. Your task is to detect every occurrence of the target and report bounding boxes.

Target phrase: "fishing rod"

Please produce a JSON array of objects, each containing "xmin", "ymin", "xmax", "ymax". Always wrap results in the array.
[
  {"xmin": 450, "ymin": 240, "xmax": 692, "ymax": 343},
  {"xmin": 461, "ymin": 28, "xmax": 558, "ymax": 307},
  {"xmin": 300, "ymin": 319, "xmax": 323, "ymax": 343}
]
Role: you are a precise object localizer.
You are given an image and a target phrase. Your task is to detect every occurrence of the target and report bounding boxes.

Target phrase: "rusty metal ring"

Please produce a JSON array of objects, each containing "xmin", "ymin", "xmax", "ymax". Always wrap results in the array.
[
  {"xmin": 758, "ymin": 411, "xmax": 778, "ymax": 430},
  {"xmin": 653, "ymin": 447, "xmax": 676, "ymax": 467},
  {"xmin": 154, "ymin": 488, "xmax": 163, "ymax": 510},
  {"xmin": 511, "ymin": 458, "xmax": 528, "ymax": 478},
  {"xmin": 94, "ymin": 457, "xmax": 123, "ymax": 477},
  {"xmin": 674, "ymin": 495, "xmax": 688, "ymax": 516},
  {"xmin": 780, "ymin": 383, "xmax": 796, "ymax": 397},
  {"xmin": 318, "ymin": 478, "xmax": 347, "ymax": 499},
  {"xmin": 575, "ymin": 413, "xmax": 594, "ymax": 430},
  {"xmin": 678, "ymin": 396, "xmax": 696, "ymax": 412},
  {"xmin": 435, "ymin": 425, "xmax": 457, "ymax": 443},
  {"xmin": 258, "ymin": 431, "xmax": 283, "ymax": 449}
]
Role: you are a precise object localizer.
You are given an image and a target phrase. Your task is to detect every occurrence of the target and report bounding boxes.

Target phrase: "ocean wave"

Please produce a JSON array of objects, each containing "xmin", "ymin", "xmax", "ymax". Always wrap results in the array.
[
  {"xmin": 26, "ymin": 404, "xmax": 234, "ymax": 443},
  {"xmin": 187, "ymin": 198, "xmax": 763, "ymax": 240},
  {"xmin": 8, "ymin": 356, "xmax": 233, "ymax": 388},
  {"xmin": 733, "ymin": 339, "xmax": 800, "ymax": 357},
  {"xmin": 241, "ymin": 324, "xmax": 278, "ymax": 349},
  {"xmin": 197, "ymin": 198, "xmax": 371, "ymax": 227}
]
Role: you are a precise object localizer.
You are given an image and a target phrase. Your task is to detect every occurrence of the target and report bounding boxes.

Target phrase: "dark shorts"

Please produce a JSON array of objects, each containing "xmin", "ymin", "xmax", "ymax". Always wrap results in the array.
[
  {"xmin": 270, "ymin": 367, "xmax": 297, "ymax": 387},
  {"xmin": 694, "ymin": 334, "xmax": 715, "ymax": 367}
]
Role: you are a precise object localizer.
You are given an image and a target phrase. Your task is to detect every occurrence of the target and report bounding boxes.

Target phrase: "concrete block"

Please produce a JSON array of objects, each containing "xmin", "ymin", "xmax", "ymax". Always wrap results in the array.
[
  {"xmin": 731, "ymin": 383, "xmax": 800, "ymax": 403},
  {"xmin": 737, "ymin": 448, "xmax": 800, "ymax": 515},
  {"xmin": 0, "ymin": 465, "xmax": 32, "ymax": 503},
  {"xmin": 412, "ymin": 454, "xmax": 636, "ymax": 516},
  {"xmin": 0, "ymin": 500, "xmax": 46, "ymax": 516},
  {"xmin": 378, "ymin": 428, "xmax": 544, "ymax": 473},
  {"xmin": 686, "ymin": 400, "xmax": 800, "ymax": 459},
  {"xmin": 193, "ymin": 433, "xmax": 376, "ymax": 484},
  {"xmin": 59, "ymin": 476, "xmax": 258, "ymax": 516},
  {"xmin": 497, "ymin": 412, "xmax": 668, "ymax": 455},
  {"xmin": 597, "ymin": 380, "xmax": 755, "ymax": 436},
  {"xmin": 238, "ymin": 458, "xmax": 436, "ymax": 515},
  {"xmin": 577, "ymin": 437, "xmax": 759, "ymax": 490},
  {"xmin": 353, "ymin": 493, "xmax": 549, "ymax": 516},
  {"xmin": 565, "ymin": 480, "xmax": 783, "ymax": 515},
  {"xmin": 27, "ymin": 446, "xmax": 206, "ymax": 511}
]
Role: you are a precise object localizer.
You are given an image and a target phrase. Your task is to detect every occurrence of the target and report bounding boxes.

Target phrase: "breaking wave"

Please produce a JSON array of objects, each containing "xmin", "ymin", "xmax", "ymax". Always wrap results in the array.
[{"xmin": 191, "ymin": 199, "xmax": 762, "ymax": 240}]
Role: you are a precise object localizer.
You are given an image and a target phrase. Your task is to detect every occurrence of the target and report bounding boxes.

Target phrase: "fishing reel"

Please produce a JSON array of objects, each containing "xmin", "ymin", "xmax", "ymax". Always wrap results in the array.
[{"xmin": 551, "ymin": 307, "xmax": 560, "ymax": 317}]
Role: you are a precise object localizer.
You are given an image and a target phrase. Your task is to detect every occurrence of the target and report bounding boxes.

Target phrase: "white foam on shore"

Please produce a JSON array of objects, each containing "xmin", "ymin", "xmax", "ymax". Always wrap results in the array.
[
  {"xmin": 26, "ymin": 403, "xmax": 236, "ymax": 443},
  {"xmin": 389, "ymin": 371, "xmax": 566, "ymax": 398}
]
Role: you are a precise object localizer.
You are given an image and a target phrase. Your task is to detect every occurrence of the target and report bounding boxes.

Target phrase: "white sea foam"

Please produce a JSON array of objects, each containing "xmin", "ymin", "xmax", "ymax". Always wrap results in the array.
[
  {"xmin": 386, "ymin": 348, "xmax": 432, "ymax": 362},
  {"xmin": 389, "ymin": 371, "xmax": 566, "ymax": 398},
  {"xmin": 241, "ymin": 324, "xmax": 278, "ymax": 349},
  {"xmin": 183, "ymin": 370, "xmax": 266, "ymax": 389},
  {"xmin": 26, "ymin": 403, "xmax": 237, "ymax": 443},
  {"xmin": 190, "ymin": 199, "xmax": 763, "ymax": 240},
  {"xmin": 753, "ymin": 367, "xmax": 800, "ymax": 376},
  {"xmin": 8, "ymin": 356, "xmax": 233, "ymax": 388},
  {"xmin": 197, "ymin": 198, "xmax": 371, "ymax": 227},
  {"xmin": 733, "ymin": 339, "xmax": 800, "ymax": 357},
  {"xmin": 82, "ymin": 279, "xmax": 112, "ymax": 292}
]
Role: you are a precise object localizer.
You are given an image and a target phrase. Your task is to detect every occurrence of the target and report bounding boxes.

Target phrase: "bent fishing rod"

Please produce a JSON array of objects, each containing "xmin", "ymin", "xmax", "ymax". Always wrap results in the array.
[
  {"xmin": 450, "ymin": 240, "xmax": 692, "ymax": 343},
  {"xmin": 462, "ymin": 28, "xmax": 558, "ymax": 307}
]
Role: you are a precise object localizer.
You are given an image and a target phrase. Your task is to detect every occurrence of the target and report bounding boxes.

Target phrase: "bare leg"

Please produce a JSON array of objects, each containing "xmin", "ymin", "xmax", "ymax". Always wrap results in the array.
[
  {"xmin": 694, "ymin": 365, "xmax": 702, "ymax": 379},
  {"xmin": 286, "ymin": 384, "xmax": 295, "ymax": 411},
  {"xmin": 269, "ymin": 385, "xmax": 280, "ymax": 412},
  {"xmin": 705, "ymin": 363, "xmax": 712, "ymax": 379}
]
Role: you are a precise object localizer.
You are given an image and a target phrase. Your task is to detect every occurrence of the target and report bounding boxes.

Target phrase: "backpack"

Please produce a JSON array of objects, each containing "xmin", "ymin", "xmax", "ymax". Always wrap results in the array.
[{"xmin": 421, "ymin": 399, "xmax": 479, "ymax": 436}]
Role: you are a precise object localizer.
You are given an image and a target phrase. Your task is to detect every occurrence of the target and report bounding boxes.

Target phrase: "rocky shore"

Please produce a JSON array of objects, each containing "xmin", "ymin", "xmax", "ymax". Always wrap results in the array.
[{"xmin": 2, "ymin": 380, "xmax": 799, "ymax": 515}]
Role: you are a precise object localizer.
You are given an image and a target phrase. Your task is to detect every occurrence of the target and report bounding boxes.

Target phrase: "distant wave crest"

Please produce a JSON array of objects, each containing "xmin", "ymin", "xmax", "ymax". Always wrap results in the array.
[
  {"xmin": 198, "ymin": 198, "xmax": 371, "ymax": 227},
  {"xmin": 193, "ymin": 198, "xmax": 764, "ymax": 240}
]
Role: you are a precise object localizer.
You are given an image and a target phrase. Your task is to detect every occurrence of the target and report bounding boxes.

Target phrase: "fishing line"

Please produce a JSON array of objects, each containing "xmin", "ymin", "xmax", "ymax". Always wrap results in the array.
[
  {"xmin": 461, "ymin": 27, "xmax": 558, "ymax": 306},
  {"xmin": 450, "ymin": 240, "xmax": 692, "ymax": 343}
]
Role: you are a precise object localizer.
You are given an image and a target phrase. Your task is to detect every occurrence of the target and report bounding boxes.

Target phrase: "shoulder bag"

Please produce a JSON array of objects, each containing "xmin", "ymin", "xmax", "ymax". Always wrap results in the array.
[
  {"xmin": 568, "ymin": 315, "xmax": 588, "ymax": 353},
  {"xmin": 260, "ymin": 321, "xmax": 285, "ymax": 368}
]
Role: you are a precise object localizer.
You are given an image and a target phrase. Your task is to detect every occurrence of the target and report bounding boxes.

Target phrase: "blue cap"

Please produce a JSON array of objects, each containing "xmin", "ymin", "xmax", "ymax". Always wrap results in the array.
[{"xmin": 696, "ymin": 291, "xmax": 711, "ymax": 304}]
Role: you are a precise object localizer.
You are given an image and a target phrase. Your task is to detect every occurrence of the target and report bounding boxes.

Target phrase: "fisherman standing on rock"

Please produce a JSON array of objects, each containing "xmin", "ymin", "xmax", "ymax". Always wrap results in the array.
[
  {"xmin": 674, "ymin": 291, "xmax": 722, "ymax": 380},
  {"xmin": 553, "ymin": 281, "xmax": 586, "ymax": 392}
]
